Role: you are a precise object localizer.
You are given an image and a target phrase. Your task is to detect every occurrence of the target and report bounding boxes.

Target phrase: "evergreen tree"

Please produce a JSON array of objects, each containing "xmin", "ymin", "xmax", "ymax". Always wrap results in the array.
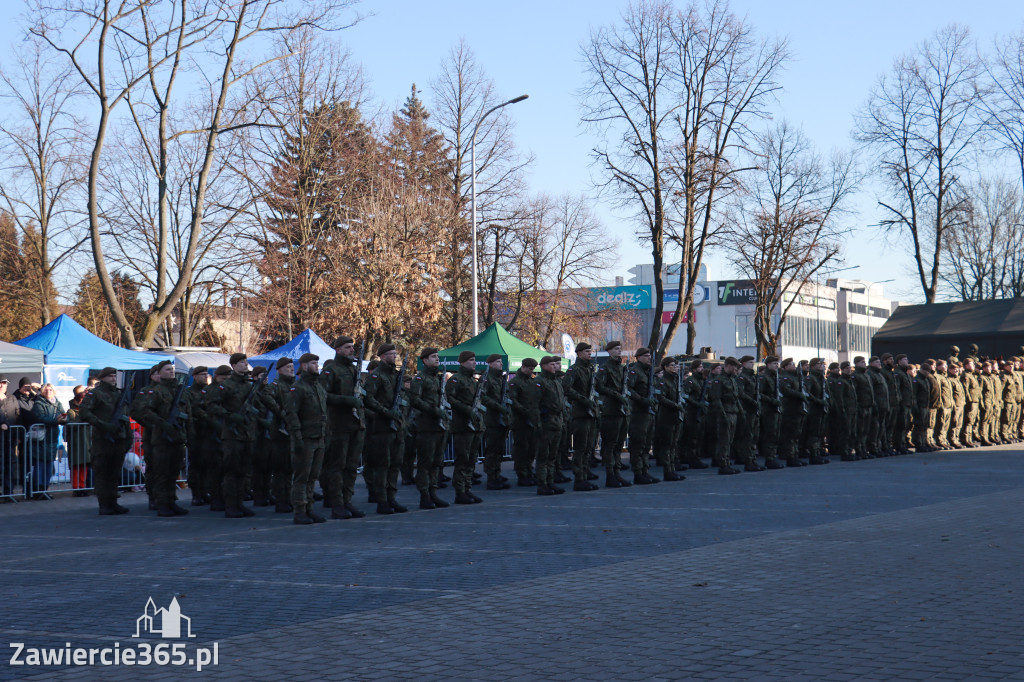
[{"xmin": 72, "ymin": 270, "xmax": 145, "ymax": 344}]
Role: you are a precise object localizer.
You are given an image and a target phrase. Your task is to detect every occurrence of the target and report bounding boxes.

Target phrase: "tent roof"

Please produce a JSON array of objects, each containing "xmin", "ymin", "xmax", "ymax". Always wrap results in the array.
[
  {"xmin": 438, "ymin": 323, "xmax": 551, "ymax": 371},
  {"xmin": 873, "ymin": 299, "xmax": 1024, "ymax": 341},
  {"xmin": 15, "ymin": 314, "xmax": 171, "ymax": 370},
  {"xmin": 143, "ymin": 350, "xmax": 234, "ymax": 376},
  {"xmin": 0, "ymin": 340, "xmax": 45, "ymax": 375},
  {"xmin": 248, "ymin": 329, "xmax": 335, "ymax": 379}
]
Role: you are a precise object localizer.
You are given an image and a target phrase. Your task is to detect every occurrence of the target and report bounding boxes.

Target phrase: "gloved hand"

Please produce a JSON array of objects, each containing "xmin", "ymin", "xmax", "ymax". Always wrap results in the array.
[{"xmin": 229, "ymin": 413, "xmax": 245, "ymax": 425}]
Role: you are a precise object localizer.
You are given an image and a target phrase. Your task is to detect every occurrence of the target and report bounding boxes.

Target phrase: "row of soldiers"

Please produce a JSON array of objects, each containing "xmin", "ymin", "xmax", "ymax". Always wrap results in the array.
[{"xmin": 74, "ymin": 338, "xmax": 1024, "ymax": 523}]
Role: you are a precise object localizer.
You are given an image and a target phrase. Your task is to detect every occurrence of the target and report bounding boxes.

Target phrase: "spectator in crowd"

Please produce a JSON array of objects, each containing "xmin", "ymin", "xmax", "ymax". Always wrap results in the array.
[
  {"xmin": 64, "ymin": 385, "xmax": 92, "ymax": 496},
  {"xmin": 123, "ymin": 449, "xmax": 145, "ymax": 491},
  {"xmin": 28, "ymin": 383, "xmax": 66, "ymax": 499},
  {"xmin": 1, "ymin": 375, "xmax": 19, "ymax": 498}
]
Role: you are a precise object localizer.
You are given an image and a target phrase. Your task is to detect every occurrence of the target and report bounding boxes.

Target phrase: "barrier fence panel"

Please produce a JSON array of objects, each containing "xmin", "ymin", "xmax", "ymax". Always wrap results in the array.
[{"xmin": 1, "ymin": 425, "xmax": 27, "ymax": 501}]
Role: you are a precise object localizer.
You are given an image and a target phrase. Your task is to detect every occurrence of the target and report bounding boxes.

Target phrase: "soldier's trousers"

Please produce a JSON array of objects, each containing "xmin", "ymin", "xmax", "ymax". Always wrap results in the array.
[
  {"xmin": 571, "ymin": 417, "xmax": 598, "ymax": 479},
  {"xmin": 451, "ymin": 430, "xmax": 481, "ymax": 493},
  {"xmin": 148, "ymin": 441, "xmax": 183, "ymax": 508},
  {"xmin": 205, "ymin": 437, "xmax": 225, "ymax": 505},
  {"xmin": 222, "ymin": 439, "xmax": 252, "ymax": 510},
  {"xmin": 912, "ymin": 408, "xmax": 931, "ymax": 450},
  {"xmin": 759, "ymin": 410, "xmax": 781, "ymax": 462},
  {"xmin": 778, "ymin": 412, "xmax": 805, "ymax": 461},
  {"xmin": 365, "ymin": 430, "xmax": 401, "ymax": 502},
  {"xmin": 855, "ymin": 406, "xmax": 873, "ymax": 454},
  {"xmin": 511, "ymin": 428, "xmax": 538, "ymax": 481},
  {"xmin": 559, "ymin": 422, "xmax": 571, "ymax": 469},
  {"xmin": 680, "ymin": 410, "xmax": 705, "ymax": 464},
  {"xmin": 652, "ymin": 419, "xmax": 680, "ymax": 471},
  {"xmin": 627, "ymin": 413, "xmax": 654, "ymax": 474},
  {"xmin": 401, "ymin": 434, "xmax": 416, "ymax": 482},
  {"xmin": 91, "ymin": 439, "xmax": 126, "ymax": 509},
  {"xmin": 186, "ymin": 440, "xmax": 208, "ymax": 501},
  {"xmin": 827, "ymin": 411, "xmax": 848, "ymax": 457},
  {"xmin": 484, "ymin": 426, "xmax": 509, "ymax": 481},
  {"xmin": 870, "ymin": 407, "xmax": 888, "ymax": 452},
  {"xmin": 949, "ymin": 406, "xmax": 965, "ymax": 446},
  {"xmin": 291, "ymin": 437, "xmax": 324, "ymax": 512},
  {"xmin": 800, "ymin": 410, "xmax": 825, "ymax": 456},
  {"xmin": 251, "ymin": 437, "xmax": 272, "ymax": 502},
  {"xmin": 933, "ymin": 407, "xmax": 950, "ymax": 447},
  {"xmin": 981, "ymin": 404, "xmax": 998, "ymax": 442},
  {"xmin": 962, "ymin": 404, "xmax": 978, "ymax": 444},
  {"xmin": 536, "ymin": 428, "xmax": 560, "ymax": 487},
  {"xmin": 1001, "ymin": 403, "xmax": 1019, "ymax": 441},
  {"xmin": 731, "ymin": 411, "xmax": 754, "ymax": 465},
  {"xmin": 884, "ymin": 405, "xmax": 897, "ymax": 450},
  {"xmin": 269, "ymin": 436, "xmax": 293, "ymax": 504},
  {"xmin": 714, "ymin": 412, "xmax": 738, "ymax": 467},
  {"xmin": 324, "ymin": 429, "xmax": 364, "ymax": 507},
  {"xmin": 892, "ymin": 406, "xmax": 908, "ymax": 450},
  {"xmin": 415, "ymin": 430, "xmax": 447, "ymax": 494},
  {"xmin": 599, "ymin": 416, "xmax": 628, "ymax": 473}
]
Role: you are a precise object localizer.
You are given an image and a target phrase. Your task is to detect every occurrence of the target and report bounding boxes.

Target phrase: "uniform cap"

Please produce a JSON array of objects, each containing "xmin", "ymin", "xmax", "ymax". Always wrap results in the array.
[
  {"xmin": 895, "ymin": 354, "xmax": 908, "ymax": 363},
  {"xmin": 214, "ymin": 365, "xmax": 232, "ymax": 376},
  {"xmin": 458, "ymin": 350, "xmax": 476, "ymax": 363},
  {"xmin": 881, "ymin": 352, "xmax": 893, "ymax": 360},
  {"xmin": 738, "ymin": 355, "xmax": 755, "ymax": 364},
  {"xmin": 377, "ymin": 343, "xmax": 397, "ymax": 356},
  {"xmin": 229, "ymin": 352, "xmax": 247, "ymax": 365},
  {"xmin": 189, "ymin": 366, "xmax": 208, "ymax": 377},
  {"xmin": 521, "ymin": 357, "xmax": 538, "ymax": 368},
  {"xmin": 840, "ymin": 361, "xmax": 851, "ymax": 369},
  {"xmin": 420, "ymin": 347, "xmax": 439, "ymax": 359},
  {"xmin": 634, "ymin": 347, "xmax": 651, "ymax": 358},
  {"xmin": 660, "ymin": 356, "xmax": 677, "ymax": 368},
  {"xmin": 155, "ymin": 359, "xmax": 173, "ymax": 372},
  {"xmin": 869, "ymin": 356, "xmax": 880, "ymax": 363},
  {"xmin": 486, "ymin": 353, "xmax": 503, "ymax": 363},
  {"xmin": 251, "ymin": 366, "xmax": 268, "ymax": 377},
  {"xmin": 782, "ymin": 357, "xmax": 795, "ymax": 368},
  {"xmin": 605, "ymin": 341, "xmax": 621, "ymax": 351},
  {"xmin": 366, "ymin": 360, "xmax": 380, "ymax": 372},
  {"xmin": 299, "ymin": 353, "xmax": 319, "ymax": 364},
  {"xmin": 333, "ymin": 336, "xmax": 354, "ymax": 349},
  {"xmin": 98, "ymin": 367, "xmax": 118, "ymax": 379},
  {"xmin": 724, "ymin": 357, "xmax": 741, "ymax": 368},
  {"xmin": 764, "ymin": 355, "xmax": 779, "ymax": 364},
  {"xmin": 276, "ymin": 357, "xmax": 294, "ymax": 369},
  {"xmin": 690, "ymin": 359, "xmax": 703, "ymax": 371},
  {"xmin": 575, "ymin": 342, "xmax": 592, "ymax": 353},
  {"xmin": 828, "ymin": 362, "xmax": 840, "ymax": 370},
  {"xmin": 854, "ymin": 356, "xmax": 865, "ymax": 364}
]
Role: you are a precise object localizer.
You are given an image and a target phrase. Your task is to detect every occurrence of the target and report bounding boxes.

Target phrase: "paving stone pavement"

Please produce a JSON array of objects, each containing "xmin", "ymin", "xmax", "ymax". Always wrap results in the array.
[{"xmin": 2, "ymin": 446, "xmax": 1024, "ymax": 680}]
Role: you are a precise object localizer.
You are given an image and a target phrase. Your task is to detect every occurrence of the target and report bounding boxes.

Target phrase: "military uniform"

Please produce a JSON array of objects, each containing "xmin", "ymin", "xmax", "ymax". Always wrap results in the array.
[
  {"xmin": 445, "ymin": 365, "xmax": 484, "ymax": 502},
  {"xmin": 79, "ymin": 377, "xmax": 133, "ymax": 513},
  {"xmin": 286, "ymin": 367, "xmax": 328, "ymax": 522},
  {"xmin": 508, "ymin": 366, "xmax": 541, "ymax": 485},
  {"xmin": 852, "ymin": 366, "xmax": 875, "ymax": 457},
  {"xmin": 731, "ymin": 366, "xmax": 759, "ymax": 468},
  {"xmin": 595, "ymin": 357, "xmax": 630, "ymax": 478},
  {"xmin": 894, "ymin": 365, "xmax": 915, "ymax": 453},
  {"xmin": 265, "ymin": 369, "xmax": 297, "ymax": 512},
  {"xmin": 183, "ymin": 379, "xmax": 212, "ymax": 505},
  {"xmin": 826, "ymin": 371, "xmax": 850, "ymax": 460},
  {"xmin": 205, "ymin": 370, "xmax": 260, "ymax": 516},
  {"xmin": 407, "ymin": 364, "xmax": 450, "ymax": 506},
  {"xmin": 364, "ymin": 360, "xmax": 407, "ymax": 512},
  {"xmin": 251, "ymin": 376, "xmax": 282, "ymax": 505},
  {"xmin": 934, "ymin": 370, "xmax": 953, "ymax": 448},
  {"xmin": 868, "ymin": 366, "xmax": 891, "ymax": 455},
  {"xmin": 320, "ymin": 353, "xmax": 367, "ymax": 517},
  {"xmin": 536, "ymin": 364, "xmax": 566, "ymax": 493},
  {"xmin": 707, "ymin": 366, "xmax": 741, "ymax": 474},
  {"xmin": 948, "ymin": 371, "xmax": 965, "ymax": 448},
  {"xmin": 653, "ymin": 369, "xmax": 684, "ymax": 479},
  {"xmin": 912, "ymin": 370, "xmax": 932, "ymax": 451},
  {"xmin": 563, "ymin": 357, "xmax": 599, "ymax": 485},
  {"xmin": 800, "ymin": 369, "xmax": 828, "ymax": 463},
  {"xmin": 1000, "ymin": 368, "xmax": 1019, "ymax": 442},
  {"xmin": 961, "ymin": 368, "xmax": 981, "ymax": 446},
  {"xmin": 680, "ymin": 371, "xmax": 709, "ymax": 468},
  {"xmin": 627, "ymin": 359, "xmax": 658, "ymax": 482},
  {"xmin": 132, "ymin": 376, "xmax": 189, "ymax": 515},
  {"xmin": 778, "ymin": 368, "xmax": 807, "ymax": 466},
  {"xmin": 481, "ymin": 366, "xmax": 511, "ymax": 488},
  {"xmin": 758, "ymin": 368, "xmax": 783, "ymax": 467}
]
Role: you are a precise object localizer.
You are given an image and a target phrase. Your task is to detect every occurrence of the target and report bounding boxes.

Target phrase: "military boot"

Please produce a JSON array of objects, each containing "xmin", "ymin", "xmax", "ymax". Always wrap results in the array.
[
  {"xmin": 605, "ymin": 473, "xmax": 624, "ymax": 488},
  {"xmin": 388, "ymin": 498, "xmax": 408, "ymax": 513},
  {"xmin": 376, "ymin": 501, "xmax": 395, "ymax": 515},
  {"xmin": 293, "ymin": 512, "xmax": 314, "ymax": 525},
  {"xmin": 419, "ymin": 492, "xmax": 436, "ymax": 510},
  {"xmin": 454, "ymin": 491, "xmax": 474, "ymax": 504},
  {"xmin": 344, "ymin": 502, "xmax": 366, "ymax": 518},
  {"xmin": 429, "ymin": 493, "xmax": 450, "ymax": 508}
]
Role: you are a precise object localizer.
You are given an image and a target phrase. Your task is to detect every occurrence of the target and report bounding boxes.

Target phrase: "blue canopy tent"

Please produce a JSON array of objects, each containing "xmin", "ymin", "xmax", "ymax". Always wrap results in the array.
[
  {"xmin": 248, "ymin": 328, "xmax": 336, "ymax": 380},
  {"xmin": 16, "ymin": 315, "xmax": 172, "ymax": 401}
]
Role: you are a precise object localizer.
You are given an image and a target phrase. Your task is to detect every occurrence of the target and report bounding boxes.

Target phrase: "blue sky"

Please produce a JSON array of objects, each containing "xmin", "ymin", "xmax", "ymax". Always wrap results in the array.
[{"xmin": 343, "ymin": 0, "xmax": 1024, "ymax": 303}]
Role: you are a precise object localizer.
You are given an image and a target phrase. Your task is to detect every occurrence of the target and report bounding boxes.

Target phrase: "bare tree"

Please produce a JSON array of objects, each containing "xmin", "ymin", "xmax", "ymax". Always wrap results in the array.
[
  {"xmin": 856, "ymin": 24, "xmax": 983, "ymax": 304},
  {"xmin": 30, "ymin": 0, "xmax": 361, "ymax": 347},
  {"xmin": 430, "ymin": 39, "xmax": 532, "ymax": 345},
  {"xmin": 940, "ymin": 176, "xmax": 1024, "ymax": 300},
  {"xmin": 0, "ymin": 40, "xmax": 88, "ymax": 326},
  {"xmin": 731, "ymin": 122, "xmax": 859, "ymax": 357},
  {"xmin": 985, "ymin": 29, "xmax": 1024, "ymax": 195},
  {"xmin": 580, "ymin": 0, "xmax": 679, "ymax": 355},
  {"xmin": 661, "ymin": 0, "xmax": 788, "ymax": 357}
]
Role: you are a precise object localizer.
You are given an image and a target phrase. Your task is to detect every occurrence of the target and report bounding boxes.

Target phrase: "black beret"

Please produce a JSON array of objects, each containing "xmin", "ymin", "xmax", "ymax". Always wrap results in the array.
[
  {"xmin": 334, "ymin": 336, "xmax": 354, "ymax": 349},
  {"xmin": 895, "ymin": 354, "xmax": 908, "ymax": 362},
  {"xmin": 738, "ymin": 355, "xmax": 755, "ymax": 363},
  {"xmin": 229, "ymin": 353, "xmax": 247, "ymax": 365},
  {"xmin": 276, "ymin": 357, "xmax": 294, "ymax": 369},
  {"xmin": 690, "ymin": 359, "xmax": 703, "ymax": 371},
  {"xmin": 840, "ymin": 361, "xmax": 851, "ymax": 369},
  {"xmin": 854, "ymin": 356, "xmax": 866, "ymax": 364},
  {"xmin": 458, "ymin": 350, "xmax": 476, "ymax": 363},
  {"xmin": 420, "ymin": 347, "xmax": 439, "ymax": 359},
  {"xmin": 214, "ymin": 365, "xmax": 232, "ymax": 376},
  {"xmin": 880, "ymin": 352, "xmax": 893, "ymax": 360},
  {"xmin": 189, "ymin": 366, "xmax": 208, "ymax": 376},
  {"xmin": 828, "ymin": 362, "xmax": 840, "ymax": 370},
  {"xmin": 486, "ymin": 354, "xmax": 502, "ymax": 363},
  {"xmin": 98, "ymin": 367, "xmax": 118, "ymax": 379},
  {"xmin": 605, "ymin": 341, "xmax": 621, "ymax": 351},
  {"xmin": 299, "ymin": 353, "xmax": 319, "ymax": 364},
  {"xmin": 148, "ymin": 364, "xmax": 161, "ymax": 376},
  {"xmin": 660, "ymin": 356, "xmax": 677, "ymax": 368},
  {"xmin": 782, "ymin": 357, "xmax": 795, "ymax": 367},
  {"xmin": 155, "ymin": 359, "xmax": 173, "ymax": 372},
  {"xmin": 521, "ymin": 357, "xmax": 538, "ymax": 368},
  {"xmin": 575, "ymin": 342, "xmax": 591, "ymax": 353},
  {"xmin": 869, "ymin": 356, "xmax": 880, "ymax": 363},
  {"xmin": 634, "ymin": 347, "xmax": 651, "ymax": 358},
  {"xmin": 377, "ymin": 343, "xmax": 396, "ymax": 356},
  {"xmin": 251, "ymin": 366, "xmax": 268, "ymax": 377},
  {"xmin": 724, "ymin": 357, "xmax": 741, "ymax": 367},
  {"xmin": 366, "ymin": 360, "xmax": 380, "ymax": 372},
  {"xmin": 764, "ymin": 356, "xmax": 779, "ymax": 364}
]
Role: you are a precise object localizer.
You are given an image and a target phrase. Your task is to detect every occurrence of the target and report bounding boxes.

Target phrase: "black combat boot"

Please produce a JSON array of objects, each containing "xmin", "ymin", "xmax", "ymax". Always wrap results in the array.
[
  {"xmin": 454, "ymin": 491, "xmax": 474, "ymax": 504},
  {"xmin": 419, "ymin": 492, "xmax": 436, "ymax": 510},
  {"xmin": 388, "ymin": 498, "xmax": 408, "ymax": 513},
  {"xmin": 376, "ymin": 501, "xmax": 395, "ymax": 514},
  {"xmin": 429, "ymin": 493, "xmax": 449, "ymax": 508},
  {"xmin": 605, "ymin": 474, "xmax": 623, "ymax": 488},
  {"xmin": 293, "ymin": 512, "xmax": 314, "ymax": 525},
  {"xmin": 344, "ymin": 502, "xmax": 366, "ymax": 518}
]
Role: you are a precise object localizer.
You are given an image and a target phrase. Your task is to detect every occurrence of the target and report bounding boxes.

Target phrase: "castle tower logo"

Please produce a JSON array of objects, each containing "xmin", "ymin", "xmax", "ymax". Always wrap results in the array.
[{"xmin": 133, "ymin": 597, "xmax": 196, "ymax": 639}]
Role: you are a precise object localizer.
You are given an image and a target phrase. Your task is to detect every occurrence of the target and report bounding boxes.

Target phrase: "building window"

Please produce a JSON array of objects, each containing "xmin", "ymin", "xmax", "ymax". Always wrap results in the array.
[
  {"xmin": 778, "ymin": 316, "xmax": 838, "ymax": 352},
  {"xmin": 735, "ymin": 313, "xmax": 756, "ymax": 348},
  {"xmin": 847, "ymin": 301, "xmax": 890, "ymax": 319}
]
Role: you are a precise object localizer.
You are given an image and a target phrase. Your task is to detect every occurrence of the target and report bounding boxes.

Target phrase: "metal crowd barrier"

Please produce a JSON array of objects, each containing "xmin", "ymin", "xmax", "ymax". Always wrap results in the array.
[{"xmin": 1, "ymin": 425, "xmax": 27, "ymax": 501}]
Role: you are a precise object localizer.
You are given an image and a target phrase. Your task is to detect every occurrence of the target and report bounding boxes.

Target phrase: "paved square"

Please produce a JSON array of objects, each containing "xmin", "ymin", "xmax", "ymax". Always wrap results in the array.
[{"xmin": 2, "ymin": 447, "xmax": 1023, "ymax": 680}]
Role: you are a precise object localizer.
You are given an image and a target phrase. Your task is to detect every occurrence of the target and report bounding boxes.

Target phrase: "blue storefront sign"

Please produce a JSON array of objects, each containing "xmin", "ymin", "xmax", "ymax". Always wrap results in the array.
[{"xmin": 587, "ymin": 285, "xmax": 651, "ymax": 310}]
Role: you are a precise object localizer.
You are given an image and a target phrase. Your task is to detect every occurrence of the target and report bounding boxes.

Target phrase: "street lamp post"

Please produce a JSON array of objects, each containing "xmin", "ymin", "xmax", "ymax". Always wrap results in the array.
[
  {"xmin": 470, "ymin": 94, "xmax": 528, "ymax": 336},
  {"xmin": 848, "ymin": 278, "xmax": 895, "ymax": 353},
  {"xmin": 814, "ymin": 266, "xmax": 859, "ymax": 359}
]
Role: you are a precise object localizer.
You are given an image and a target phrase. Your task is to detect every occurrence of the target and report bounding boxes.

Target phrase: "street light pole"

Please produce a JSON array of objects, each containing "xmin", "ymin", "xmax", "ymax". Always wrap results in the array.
[{"xmin": 470, "ymin": 94, "xmax": 528, "ymax": 336}]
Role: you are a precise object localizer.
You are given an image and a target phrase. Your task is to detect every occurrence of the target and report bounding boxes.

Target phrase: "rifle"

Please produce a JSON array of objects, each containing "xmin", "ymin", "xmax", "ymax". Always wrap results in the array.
[
  {"xmin": 775, "ymin": 370, "xmax": 783, "ymax": 414},
  {"xmin": 439, "ymin": 369, "xmax": 453, "ymax": 430},
  {"xmin": 676, "ymin": 366, "xmax": 685, "ymax": 423},
  {"xmin": 619, "ymin": 362, "xmax": 631, "ymax": 416},
  {"xmin": 388, "ymin": 352, "xmax": 409, "ymax": 432},
  {"xmin": 497, "ymin": 371, "xmax": 513, "ymax": 427},
  {"xmin": 232, "ymin": 373, "xmax": 268, "ymax": 438},
  {"xmin": 586, "ymin": 367, "xmax": 599, "ymax": 418},
  {"xmin": 696, "ymin": 372, "xmax": 712, "ymax": 420},
  {"xmin": 647, "ymin": 357, "xmax": 658, "ymax": 416},
  {"xmin": 162, "ymin": 376, "xmax": 192, "ymax": 442},
  {"xmin": 755, "ymin": 367, "xmax": 762, "ymax": 418},
  {"xmin": 468, "ymin": 369, "xmax": 487, "ymax": 432},
  {"xmin": 103, "ymin": 375, "xmax": 135, "ymax": 443},
  {"xmin": 822, "ymin": 370, "xmax": 831, "ymax": 415},
  {"xmin": 352, "ymin": 340, "xmax": 366, "ymax": 420}
]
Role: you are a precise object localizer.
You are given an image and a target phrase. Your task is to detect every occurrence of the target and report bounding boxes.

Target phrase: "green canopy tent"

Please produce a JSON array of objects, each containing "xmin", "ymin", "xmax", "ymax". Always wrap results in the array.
[{"xmin": 437, "ymin": 323, "xmax": 565, "ymax": 372}]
